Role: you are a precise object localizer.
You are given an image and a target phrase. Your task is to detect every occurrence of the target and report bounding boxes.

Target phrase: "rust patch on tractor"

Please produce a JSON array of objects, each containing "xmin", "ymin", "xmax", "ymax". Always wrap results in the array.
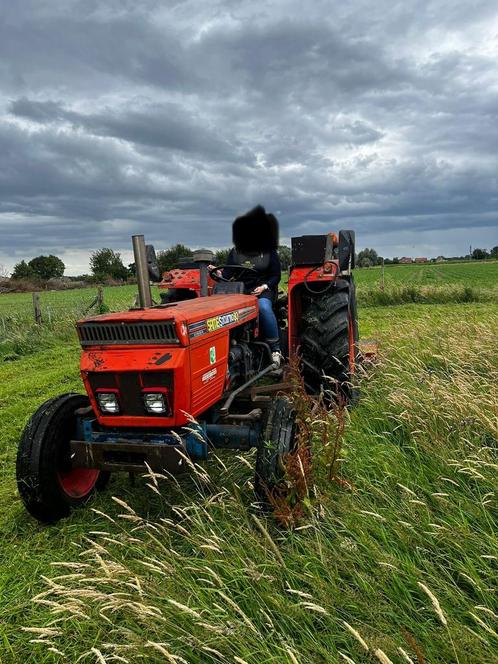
[
  {"xmin": 155, "ymin": 352, "xmax": 172, "ymax": 366},
  {"xmin": 88, "ymin": 352, "xmax": 105, "ymax": 370}
]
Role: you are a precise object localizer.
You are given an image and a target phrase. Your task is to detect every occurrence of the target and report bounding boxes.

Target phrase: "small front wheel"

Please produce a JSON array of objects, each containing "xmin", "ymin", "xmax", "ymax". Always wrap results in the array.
[
  {"xmin": 16, "ymin": 394, "xmax": 109, "ymax": 523},
  {"xmin": 254, "ymin": 397, "xmax": 297, "ymax": 501}
]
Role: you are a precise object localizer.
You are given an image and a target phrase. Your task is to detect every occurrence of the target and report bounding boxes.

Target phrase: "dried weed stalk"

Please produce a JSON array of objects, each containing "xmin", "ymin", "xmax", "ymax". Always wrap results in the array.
[{"xmin": 266, "ymin": 354, "xmax": 350, "ymax": 527}]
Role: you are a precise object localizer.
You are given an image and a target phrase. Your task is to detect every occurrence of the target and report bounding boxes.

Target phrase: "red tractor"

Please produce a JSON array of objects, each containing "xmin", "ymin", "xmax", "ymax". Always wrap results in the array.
[{"xmin": 16, "ymin": 230, "xmax": 357, "ymax": 523}]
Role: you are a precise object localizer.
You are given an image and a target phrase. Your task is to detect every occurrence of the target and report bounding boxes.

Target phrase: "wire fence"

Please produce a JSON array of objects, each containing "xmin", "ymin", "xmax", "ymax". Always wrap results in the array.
[{"xmin": 0, "ymin": 284, "xmax": 155, "ymax": 346}]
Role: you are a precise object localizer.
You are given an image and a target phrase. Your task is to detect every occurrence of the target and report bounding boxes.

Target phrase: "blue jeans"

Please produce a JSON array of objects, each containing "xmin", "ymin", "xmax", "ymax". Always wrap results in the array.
[{"xmin": 258, "ymin": 296, "xmax": 280, "ymax": 351}]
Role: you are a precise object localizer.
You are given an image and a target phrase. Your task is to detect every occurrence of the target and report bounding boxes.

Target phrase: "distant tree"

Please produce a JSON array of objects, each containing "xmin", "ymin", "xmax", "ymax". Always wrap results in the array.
[
  {"xmin": 128, "ymin": 263, "xmax": 136, "ymax": 277},
  {"xmin": 156, "ymin": 244, "xmax": 192, "ymax": 273},
  {"xmin": 384, "ymin": 258, "xmax": 393, "ymax": 265},
  {"xmin": 214, "ymin": 248, "xmax": 231, "ymax": 265},
  {"xmin": 392, "ymin": 257, "xmax": 399, "ymax": 264},
  {"xmin": 278, "ymin": 245, "xmax": 292, "ymax": 271},
  {"xmin": 490, "ymin": 246, "xmax": 498, "ymax": 259},
  {"xmin": 28, "ymin": 255, "xmax": 65, "ymax": 280},
  {"xmin": 357, "ymin": 248, "xmax": 378, "ymax": 268},
  {"xmin": 90, "ymin": 248, "xmax": 128, "ymax": 281},
  {"xmin": 12, "ymin": 260, "xmax": 34, "ymax": 280},
  {"xmin": 472, "ymin": 248, "xmax": 488, "ymax": 260},
  {"xmin": 376, "ymin": 256, "xmax": 384, "ymax": 266},
  {"xmin": 70, "ymin": 274, "xmax": 92, "ymax": 282}
]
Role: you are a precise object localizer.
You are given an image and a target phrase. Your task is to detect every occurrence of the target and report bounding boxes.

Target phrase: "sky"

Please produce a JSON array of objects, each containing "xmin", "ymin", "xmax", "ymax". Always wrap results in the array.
[{"xmin": 1, "ymin": 1, "xmax": 497, "ymax": 275}]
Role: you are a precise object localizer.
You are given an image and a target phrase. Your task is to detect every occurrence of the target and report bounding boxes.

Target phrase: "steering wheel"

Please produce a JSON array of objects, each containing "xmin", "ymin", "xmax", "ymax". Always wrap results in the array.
[{"xmin": 208, "ymin": 264, "xmax": 258, "ymax": 283}]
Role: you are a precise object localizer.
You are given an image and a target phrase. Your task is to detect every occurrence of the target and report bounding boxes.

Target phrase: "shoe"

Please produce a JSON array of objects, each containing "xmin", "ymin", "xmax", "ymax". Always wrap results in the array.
[{"xmin": 271, "ymin": 351, "xmax": 282, "ymax": 368}]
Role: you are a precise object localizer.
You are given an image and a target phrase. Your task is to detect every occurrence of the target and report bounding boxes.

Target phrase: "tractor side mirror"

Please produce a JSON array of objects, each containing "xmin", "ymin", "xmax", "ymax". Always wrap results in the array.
[
  {"xmin": 146, "ymin": 245, "xmax": 161, "ymax": 282},
  {"xmin": 338, "ymin": 230, "xmax": 355, "ymax": 272}
]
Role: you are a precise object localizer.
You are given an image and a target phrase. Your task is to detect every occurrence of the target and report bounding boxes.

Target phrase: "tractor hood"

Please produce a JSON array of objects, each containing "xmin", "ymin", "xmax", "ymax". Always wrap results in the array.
[
  {"xmin": 77, "ymin": 294, "xmax": 259, "ymax": 429},
  {"xmin": 77, "ymin": 294, "xmax": 258, "ymax": 348}
]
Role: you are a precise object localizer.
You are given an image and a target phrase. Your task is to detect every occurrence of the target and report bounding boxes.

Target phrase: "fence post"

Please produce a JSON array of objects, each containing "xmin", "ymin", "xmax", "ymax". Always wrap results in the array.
[
  {"xmin": 380, "ymin": 258, "xmax": 385, "ymax": 291},
  {"xmin": 32, "ymin": 292, "xmax": 42, "ymax": 324},
  {"xmin": 96, "ymin": 286, "xmax": 104, "ymax": 310}
]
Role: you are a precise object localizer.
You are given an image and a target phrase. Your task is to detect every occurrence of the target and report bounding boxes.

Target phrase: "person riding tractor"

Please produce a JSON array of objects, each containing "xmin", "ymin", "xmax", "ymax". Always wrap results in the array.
[{"xmin": 209, "ymin": 205, "xmax": 283, "ymax": 366}]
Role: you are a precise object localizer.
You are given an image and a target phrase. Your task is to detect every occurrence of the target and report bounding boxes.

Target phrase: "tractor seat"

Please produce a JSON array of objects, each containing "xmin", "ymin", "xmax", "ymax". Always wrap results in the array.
[{"xmin": 212, "ymin": 282, "xmax": 245, "ymax": 295}]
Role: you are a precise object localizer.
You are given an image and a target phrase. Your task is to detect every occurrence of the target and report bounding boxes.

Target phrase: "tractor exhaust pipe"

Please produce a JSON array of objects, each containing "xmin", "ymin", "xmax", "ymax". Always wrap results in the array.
[
  {"xmin": 132, "ymin": 234, "xmax": 153, "ymax": 308},
  {"xmin": 192, "ymin": 249, "xmax": 214, "ymax": 297}
]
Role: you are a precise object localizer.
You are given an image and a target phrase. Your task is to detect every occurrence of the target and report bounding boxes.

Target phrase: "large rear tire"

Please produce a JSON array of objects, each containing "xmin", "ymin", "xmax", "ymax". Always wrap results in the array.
[
  {"xmin": 254, "ymin": 397, "xmax": 297, "ymax": 501},
  {"xmin": 16, "ymin": 394, "xmax": 110, "ymax": 523},
  {"xmin": 301, "ymin": 277, "xmax": 359, "ymax": 404}
]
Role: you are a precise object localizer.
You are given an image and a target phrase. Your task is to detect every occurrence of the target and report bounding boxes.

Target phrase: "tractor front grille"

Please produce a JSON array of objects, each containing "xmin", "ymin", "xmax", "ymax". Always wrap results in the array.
[{"xmin": 78, "ymin": 320, "xmax": 178, "ymax": 346}]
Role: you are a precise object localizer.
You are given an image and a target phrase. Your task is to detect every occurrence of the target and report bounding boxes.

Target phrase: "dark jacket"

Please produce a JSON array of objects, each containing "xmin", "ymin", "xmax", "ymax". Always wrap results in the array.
[{"xmin": 222, "ymin": 248, "xmax": 281, "ymax": 300}]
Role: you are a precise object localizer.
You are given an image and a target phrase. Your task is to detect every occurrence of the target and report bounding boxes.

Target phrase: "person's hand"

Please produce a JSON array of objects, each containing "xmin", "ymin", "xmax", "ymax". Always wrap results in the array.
[
  {"xmin": 208, "ymin": 264, "xmax": 222, "ymax": 277},
  {"xmin": 252, "ymin": 285, "xmax": 268, "ymax": 296}
]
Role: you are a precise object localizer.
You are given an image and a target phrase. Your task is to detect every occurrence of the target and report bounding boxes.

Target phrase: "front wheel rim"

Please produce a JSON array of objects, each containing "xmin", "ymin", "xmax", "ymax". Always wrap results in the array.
[{"xmin": 57, "ymin": 468, "xmax": 100, "ymax": 498}]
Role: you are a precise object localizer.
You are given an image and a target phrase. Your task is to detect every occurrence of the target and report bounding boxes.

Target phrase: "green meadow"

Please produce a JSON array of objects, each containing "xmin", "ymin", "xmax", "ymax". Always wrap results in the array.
[{"xmin": 0, "ymin": 261, "xmax": 497, "ymax": 663}]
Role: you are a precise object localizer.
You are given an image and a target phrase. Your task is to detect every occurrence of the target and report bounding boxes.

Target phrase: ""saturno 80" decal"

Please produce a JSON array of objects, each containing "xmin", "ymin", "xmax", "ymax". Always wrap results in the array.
[{"xmin": 188, "ymin": 306, "xmax": 256, "ymax": 339}]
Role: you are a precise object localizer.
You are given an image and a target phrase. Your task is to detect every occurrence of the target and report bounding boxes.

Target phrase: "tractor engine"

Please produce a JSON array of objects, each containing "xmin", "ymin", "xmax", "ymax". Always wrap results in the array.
[{"xmin": 226, "ymin": 338, "xmax": 259, "ymax": 389}]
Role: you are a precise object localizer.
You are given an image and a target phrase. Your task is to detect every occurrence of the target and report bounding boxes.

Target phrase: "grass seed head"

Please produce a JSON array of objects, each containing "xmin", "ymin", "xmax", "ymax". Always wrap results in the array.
[
  {"xmin": 417, "ymin": 582, "xmax": 447, "ymax": 626},
  {"xmin": 374, "ymin": 649, "xmax": 394, "ymax": 664},
  {"xmin": 342, "ymin": 621, "xmax": 369, "ymax": 651}
]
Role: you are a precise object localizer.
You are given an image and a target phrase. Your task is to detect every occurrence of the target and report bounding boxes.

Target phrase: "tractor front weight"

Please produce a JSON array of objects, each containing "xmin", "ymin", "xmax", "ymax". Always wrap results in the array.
[{"xmin": 70, "ymin": 416, "xmax": 262, "ymax": 474}]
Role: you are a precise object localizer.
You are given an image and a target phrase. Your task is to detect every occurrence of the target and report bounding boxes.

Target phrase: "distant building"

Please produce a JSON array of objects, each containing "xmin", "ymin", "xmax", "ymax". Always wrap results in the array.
[
  {"xmin": 436, "ymin": 256, "xmax": 446, "ymax": 263},
  {"xmin": 399, "ymin": 257, "xmax": 412, "ymax": 264},
  {"xmin": 415, "ymin": 257, "xmax": 428, "ymax": 263}
]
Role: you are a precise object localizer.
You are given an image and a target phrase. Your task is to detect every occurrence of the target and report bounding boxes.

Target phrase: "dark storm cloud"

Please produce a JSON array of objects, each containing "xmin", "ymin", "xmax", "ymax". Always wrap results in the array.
[
  {"xmin": 0, "ymin": 4, "xmax": 196, "ymax": 95},
  {"xmin": 1, "ymin": 0, "xmax": 497, "ymax": 272},
  {"xmin": 10, "ymin": 98, "xmax": 255, "ymax": 163}
]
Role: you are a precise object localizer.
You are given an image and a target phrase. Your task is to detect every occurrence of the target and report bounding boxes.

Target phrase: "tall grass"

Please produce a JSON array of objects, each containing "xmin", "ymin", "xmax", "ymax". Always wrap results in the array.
[{"xmin": 23, "ymin": 311, "xmax": 498, "ymax": 663}]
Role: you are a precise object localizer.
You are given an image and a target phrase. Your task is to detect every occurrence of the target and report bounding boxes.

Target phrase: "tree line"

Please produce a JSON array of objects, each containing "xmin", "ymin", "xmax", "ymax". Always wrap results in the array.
[
  {"xmin": 11, "ymin": 255, "xmax": 65, "ymax": 281},
  {"xmin": 10, "ymin": 245, "xmax": 293, "ymax": 283},
  {"xmin": 470, "ymin": 247, "xmax": 498, "ymax": 260},
  {"xmin": 356, "ymin": 246, "xmax": 498, "ymax": 267},
  {"xmin": 10, "ymin": 243, "xmax": 498, "ymax": 283}
]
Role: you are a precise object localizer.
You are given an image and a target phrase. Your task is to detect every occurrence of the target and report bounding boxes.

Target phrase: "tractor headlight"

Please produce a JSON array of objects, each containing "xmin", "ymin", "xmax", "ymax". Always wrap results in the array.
[
  {"xmin": 143, "ymin": 392, "xmax": 168, "ymax": 414},
  {"xmin": 96, "ymin": 391, "xmax": 120, "ymax": 414}
]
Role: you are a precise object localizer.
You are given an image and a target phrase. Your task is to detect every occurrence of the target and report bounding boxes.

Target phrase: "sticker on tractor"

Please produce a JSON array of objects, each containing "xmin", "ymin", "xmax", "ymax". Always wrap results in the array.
[
  {"xmin": 202, "ymin": 368, "xmax": 217, "ymax": 383},
  {"xmin": 209, "ymin": 346, "xmax": 216, "ymax": 364},
  {"xmin": 188, "ymin": 306, "xmax": 256, "ymax": 339},
  {"xmin": 206, "ymin": 311, "xmax": 239, "ymax": 332},
  {"xmin": 188, "ymin": 320, "xmax": 208, "ymax": 338}
]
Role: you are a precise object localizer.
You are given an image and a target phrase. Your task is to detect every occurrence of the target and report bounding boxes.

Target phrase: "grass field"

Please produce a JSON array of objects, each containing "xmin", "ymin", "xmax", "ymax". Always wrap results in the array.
[
  {"xmin": 1, "ymin": 261, "xmax": 497, "ymax": 362},
  {"xmin": 0, "ymin": 263, "xmax": 497, "ymax": 663},
  {"xmin": 354, "ymin": 260, "xmax": 498, "ymax": 288}
]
